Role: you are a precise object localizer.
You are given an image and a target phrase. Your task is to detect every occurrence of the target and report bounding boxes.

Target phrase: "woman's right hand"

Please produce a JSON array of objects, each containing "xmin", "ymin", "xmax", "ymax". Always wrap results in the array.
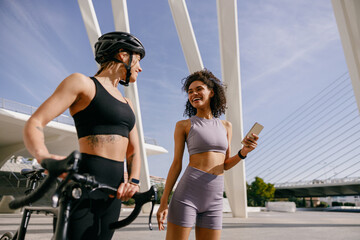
[
  {"xmin": 156, "ymin": 203, "xmax": 168, "ymax": 231},
  {"xmin": 37, "ymin": 153, "xmax": 66, "ymax": 163}
]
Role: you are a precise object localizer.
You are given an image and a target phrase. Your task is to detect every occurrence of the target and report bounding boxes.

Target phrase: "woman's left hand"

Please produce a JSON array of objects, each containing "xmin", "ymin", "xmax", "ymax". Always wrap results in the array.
[
  {"xmin": 241, "ymin": 133, "xmax": 259, "ymax": 156},
  {"xmin": 111, "ymin": 182, "xmax": 140, "ymax": 201}
]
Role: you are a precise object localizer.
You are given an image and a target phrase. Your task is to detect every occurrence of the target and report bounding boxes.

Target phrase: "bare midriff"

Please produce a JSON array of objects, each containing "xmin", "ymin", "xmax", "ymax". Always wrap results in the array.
[
  {"xmin": 78, "ymin": 134, "xmax": 128, "ymax": 162},
  {"xmin": 189, "ymin": 151, "xmax": 225, "ymax": 175}
]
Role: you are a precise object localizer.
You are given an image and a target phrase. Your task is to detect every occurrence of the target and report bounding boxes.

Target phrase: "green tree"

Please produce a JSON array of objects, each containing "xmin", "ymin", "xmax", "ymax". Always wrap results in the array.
[
  {"xmin": 155, "ymin": 183, "xmax": 174, "ymax": 204},
  {"xmin": 247, "ymin": 176, "xmax": 275, "ymax": 207}
]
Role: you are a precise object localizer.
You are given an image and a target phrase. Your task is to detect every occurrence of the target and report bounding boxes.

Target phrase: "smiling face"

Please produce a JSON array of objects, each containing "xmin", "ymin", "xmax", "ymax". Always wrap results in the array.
[
  {"xmin": 182, "ymin": 69, "xmax": 227, "ymax": 118},
  {"xmin": 187, "ymin": 80, "xmax": 214, "ymax": 109}
]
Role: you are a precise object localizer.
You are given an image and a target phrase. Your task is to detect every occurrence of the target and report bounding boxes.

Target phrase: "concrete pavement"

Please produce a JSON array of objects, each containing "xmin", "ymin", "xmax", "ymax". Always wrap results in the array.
[{"xmin": 0, "ymin": 209, "xmax": 359, "ymax": 239}]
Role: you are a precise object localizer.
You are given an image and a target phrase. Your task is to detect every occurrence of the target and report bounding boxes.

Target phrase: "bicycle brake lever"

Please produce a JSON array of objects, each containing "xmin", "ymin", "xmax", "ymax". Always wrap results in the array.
[
  {"xmin": 148, "ymin": 186, "xmax": 157, "ymax": 230},
  {"xmin": 148, "ymin": 200, "xmax": 155, "ymax": 230}
]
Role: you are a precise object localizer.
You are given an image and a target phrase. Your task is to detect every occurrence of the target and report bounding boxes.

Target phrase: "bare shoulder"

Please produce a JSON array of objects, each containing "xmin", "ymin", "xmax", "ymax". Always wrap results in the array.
[
  {"xmin": 58, "ymin": 73, "xmax": 92, "ymax": 93},
  {"xmin": 221, "ymin": 119, "xmax": 232, "ymax": 129},
  {"xmin": 62, "ymin": 73, "xmax": 90, "ymax": 86},
  {"xmin": 174, "ymin": 119, "xmax": 190, "ymax": 139},
  {"xmin": 176, "ymin": 119, "xmax": 190, "ymax": 129}
]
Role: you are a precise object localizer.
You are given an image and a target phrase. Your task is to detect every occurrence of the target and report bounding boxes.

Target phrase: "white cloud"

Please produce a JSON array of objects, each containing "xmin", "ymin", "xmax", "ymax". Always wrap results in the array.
[
  {"xmin": 238, "ymin": 0, "xmax": 339, "ymax": 84},
  {"xmin": 0, "ymin": 1, "xmax": 76, "ymax": 88}
]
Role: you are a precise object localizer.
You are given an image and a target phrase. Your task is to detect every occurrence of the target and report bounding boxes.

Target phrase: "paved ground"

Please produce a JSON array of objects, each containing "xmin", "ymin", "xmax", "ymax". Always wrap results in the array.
[{"xmin": 0, "ymin": 209, "xmax": 359, "ymax": 239}]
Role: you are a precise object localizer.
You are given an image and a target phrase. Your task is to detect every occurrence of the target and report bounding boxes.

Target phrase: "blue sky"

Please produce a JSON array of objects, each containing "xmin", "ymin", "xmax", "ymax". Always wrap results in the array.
[{"xmin": 0, "ymin": 0, "xmax": 349, "ymax": 179}]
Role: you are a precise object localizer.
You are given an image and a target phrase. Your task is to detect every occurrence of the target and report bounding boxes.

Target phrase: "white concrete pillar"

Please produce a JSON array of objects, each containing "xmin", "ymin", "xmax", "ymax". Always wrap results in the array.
[
  {"xmin": 77, "ymin": 0, "xmax": 101, "ymax": 55},
  {"xmin": 217, "ymin": 0, "xmax": 247, "ymax": 218},
  {"xmin": 168, "ymin": 0, "xmax": 204, "ymax": 73},
  {"xmin": 332, "ymin": 0, "xmax": 360, "ymax": 114},
  {"xmin": 111, "ymin": 0, "xmax": 152, "ymax": 212}
]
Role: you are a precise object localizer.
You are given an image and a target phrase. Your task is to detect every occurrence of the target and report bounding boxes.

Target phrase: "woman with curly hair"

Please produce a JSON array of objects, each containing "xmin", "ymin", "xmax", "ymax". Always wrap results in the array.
[{"xmin": 157, "ymin": 69, "xmax": 259, "ymax": 239}]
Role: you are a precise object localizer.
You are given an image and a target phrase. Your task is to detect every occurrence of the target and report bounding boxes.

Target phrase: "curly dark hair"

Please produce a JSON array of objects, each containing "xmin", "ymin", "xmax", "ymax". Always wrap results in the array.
[{"xmin": 182, "ymin": 69, "xmax": 227, "ymax": 118}]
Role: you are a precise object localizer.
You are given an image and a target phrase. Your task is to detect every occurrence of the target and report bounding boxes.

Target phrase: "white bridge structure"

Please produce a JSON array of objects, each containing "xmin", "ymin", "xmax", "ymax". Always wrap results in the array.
[{"xmin": 275, "ymin": 177, "xmax": 360, "ymax": 198}]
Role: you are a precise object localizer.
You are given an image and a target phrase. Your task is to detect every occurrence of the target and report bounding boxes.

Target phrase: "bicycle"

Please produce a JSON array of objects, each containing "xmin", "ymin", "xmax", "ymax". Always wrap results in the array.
[
  {"xmin": 3, "ymin": 151, "xmax": 157, "ymax": 240},
  {"xmin": 0, "ymin": 168, "xmax": 58, "ymax": 240}
]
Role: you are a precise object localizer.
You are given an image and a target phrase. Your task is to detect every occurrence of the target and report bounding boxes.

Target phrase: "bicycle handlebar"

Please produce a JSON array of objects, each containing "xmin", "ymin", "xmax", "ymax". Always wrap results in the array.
[
  {"xmin": 71, "ymin": 173, "xmax": 157, "ymax": 230},
  {"xmin": 109, "ymin": 185, "xmax": 157, "ymax": 230},
  {"xmin": 41, "ymin": 151, "xmax": 81, "ymax": 176},
  {"xmin": 8, "ymin": 150, "xmax": 157, "ymax": 230}
]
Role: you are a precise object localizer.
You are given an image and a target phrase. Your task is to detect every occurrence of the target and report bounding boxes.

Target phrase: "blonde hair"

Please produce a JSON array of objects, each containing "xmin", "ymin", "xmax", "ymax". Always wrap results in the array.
[{"xmin": 95, "ymin": 61, "xmax": 115, "ymax": 76}]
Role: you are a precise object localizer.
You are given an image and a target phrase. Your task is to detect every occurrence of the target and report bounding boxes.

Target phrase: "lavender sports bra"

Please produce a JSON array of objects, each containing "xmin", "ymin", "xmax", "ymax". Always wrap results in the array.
[{"xmin": 186, "ymin": 116, "xmax": 228, "ymax": 156}]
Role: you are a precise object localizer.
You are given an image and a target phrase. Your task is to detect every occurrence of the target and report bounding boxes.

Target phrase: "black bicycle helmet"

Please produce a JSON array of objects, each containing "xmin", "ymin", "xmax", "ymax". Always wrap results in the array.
[{"xmin": 94, "ymin": 31, "xmax": 145, "ymax": 86}]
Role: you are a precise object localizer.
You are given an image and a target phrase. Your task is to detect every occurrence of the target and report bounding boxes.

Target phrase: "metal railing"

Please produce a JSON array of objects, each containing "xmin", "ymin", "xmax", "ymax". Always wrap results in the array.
[
  {"xmin": 275, "ymin": 176, "xmax": 360, "ymax": 188},
  {"xmin": 0, "ymin": 97, "xmax": 74, "ymax": 126}
]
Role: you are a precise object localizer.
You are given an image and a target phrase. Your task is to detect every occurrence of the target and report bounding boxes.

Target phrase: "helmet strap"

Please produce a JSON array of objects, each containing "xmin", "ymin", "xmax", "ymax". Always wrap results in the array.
[{"xmin": 113, "ymin": 51, "xmax": 133, "ymax": 87}]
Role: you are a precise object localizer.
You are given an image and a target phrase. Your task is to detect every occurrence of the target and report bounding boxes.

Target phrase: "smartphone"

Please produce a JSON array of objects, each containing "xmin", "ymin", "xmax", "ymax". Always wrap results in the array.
[{"xmin": 242, "ymin": 122, "xmax": 264, "ymax": 144}]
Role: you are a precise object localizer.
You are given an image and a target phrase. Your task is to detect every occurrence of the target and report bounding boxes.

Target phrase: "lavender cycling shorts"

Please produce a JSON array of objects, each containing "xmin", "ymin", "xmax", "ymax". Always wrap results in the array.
[{"xmin": 167, "ymin": 166, "xmax": 224, "ymax": 230}]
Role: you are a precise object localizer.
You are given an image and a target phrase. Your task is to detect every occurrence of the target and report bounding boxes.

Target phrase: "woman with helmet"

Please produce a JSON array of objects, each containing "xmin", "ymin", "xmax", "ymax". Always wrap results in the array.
[
  {"xmin": 156, "ymin": 69, "xmax": 259, "ymax": 239},
  {"xmin": 23, "ymin": 31, "xmax": 145, "ymax": 239}
]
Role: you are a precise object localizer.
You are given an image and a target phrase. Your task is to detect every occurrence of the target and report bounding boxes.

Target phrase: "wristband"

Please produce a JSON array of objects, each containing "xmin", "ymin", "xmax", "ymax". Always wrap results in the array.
[{"xmin": 238, "ymin": 149, "xmax": 247, "ymax": 159}]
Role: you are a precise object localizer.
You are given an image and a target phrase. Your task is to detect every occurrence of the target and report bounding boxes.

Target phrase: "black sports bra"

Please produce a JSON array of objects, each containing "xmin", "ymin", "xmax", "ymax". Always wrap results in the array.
[{"xmin": 72, "ymin": 77, "xmax": 136, "ymax": 139}]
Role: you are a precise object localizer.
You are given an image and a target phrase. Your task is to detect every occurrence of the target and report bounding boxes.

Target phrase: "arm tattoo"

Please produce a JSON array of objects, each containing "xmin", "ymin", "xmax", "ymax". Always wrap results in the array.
[{"xmin": 127, "ymin": 153, "xmax": 135, "ymax": 176}]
